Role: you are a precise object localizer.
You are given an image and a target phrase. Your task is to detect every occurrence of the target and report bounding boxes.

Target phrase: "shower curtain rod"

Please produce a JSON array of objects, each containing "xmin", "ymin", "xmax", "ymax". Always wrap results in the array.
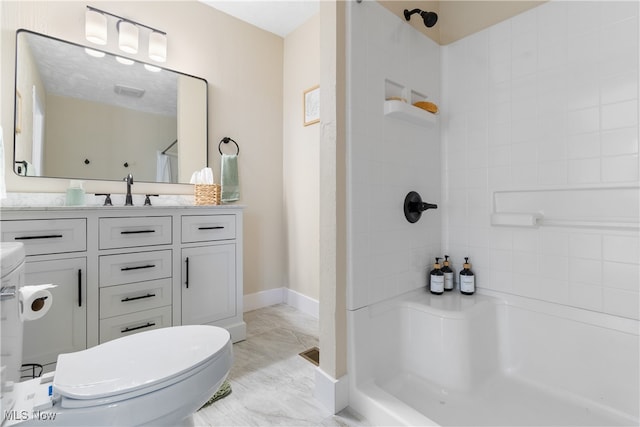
[{"xmin": 161, "ymin": 139, "xmax": 177, "ymax": 154}]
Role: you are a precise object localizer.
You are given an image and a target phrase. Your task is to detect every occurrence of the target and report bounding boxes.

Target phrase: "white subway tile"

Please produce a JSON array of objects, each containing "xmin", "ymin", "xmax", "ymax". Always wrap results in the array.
[
  {"xmin": 489, "ymin": 145, "xmax": 511, "ymax": 167},
  {"xmin": 513, "ymin": 251, "xmax": 538, "ymax": 275},
  {"xmin": 569, "ymin": 233, "xmax": 602, "ymax": 260},
  {"xmin": 601, "ymin": 71, "xmax": 638, "ymax": 105},
  {"xmin": 603, "ymin": 235, "xmax": 640, "ymax": 264},
  {"xmin": 538, "ymin": 255, "xmax": 569, "ymax": 280},
  {"xmin": 569, "ymin": 283, "xmax": 603, "ymax": 312},
  {"xmin": 601, "ymin": 100, "xmax": 638, "ymax": 130},
  {"xmin": 568, "ymin": 158, "xmax": 601, "ymax": 184},
  {"xmin": 569, "ymin": 257, "xmax": 602, "ymax": 285},
  {"xmin": 567, "ymin": 132, "xmax": 600, "ymax": 159},
  {"xmin": 603, "ymin": 287, "xmax": 640, "ymax": 319},
  {"xmin": 567, "ymin": 1, "xmax": 601, "ymax": 36},
  {"xmin": 513, "ymin": 229, "xmax": 539, "ymax": 253},
  {"xmin": 601, "ymin": 127, "xmax": 639, "ymax": 157},
  {"xmin": 541, "ymin": 231, "xmax": 569, "ymax": 256},
  {"xmin": 538, "ymin": 160, "xmax": 569, "ymax": 186},
  {"xmin": 601, "ymin": 17, "xmax": 639, "ymax": 63},
  {"xmin": 602, "ymin": 155, "xmax": 639, "ymax": 183},
  {"xmin": 600, "ymin": 1, "xmax": 639, "ymax": 27},
  {"xmin": 568, "ymin": 107, "xmax": 600, "ymax": 135},
  {"xmin": 603, "ymin": 261, "xmax": 640, "ymax": 292}
]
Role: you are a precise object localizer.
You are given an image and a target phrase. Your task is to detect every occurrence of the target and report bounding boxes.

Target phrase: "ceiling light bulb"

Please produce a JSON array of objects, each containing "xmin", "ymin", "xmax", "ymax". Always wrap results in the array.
[
  {"xmin": 85, "ymin": 9, "xmax": 107, "ymax": 45},
  {"xmin": 144, "ymin": 64, "xmax": 161, "ymax": 72},
  {"xmin": 148, "ymin": 31, "xmax": 167, "ymax": 62},
  {"xmin": 116, "ymin": 56, "xmax": 134, "ymax": 65},
  {"xmin": 118, "ymin": 20, "xmax": 138, "ymax": 54},
  {"xmin": 85, "ymin": 48, "xmax": 105, "ymax": 58}
]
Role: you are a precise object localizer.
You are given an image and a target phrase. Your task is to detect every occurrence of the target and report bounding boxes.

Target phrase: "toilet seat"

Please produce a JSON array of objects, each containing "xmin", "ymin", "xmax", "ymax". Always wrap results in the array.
[{"xmin": 53, "ymin": 325, "xmax": 231, "ymax": 409}]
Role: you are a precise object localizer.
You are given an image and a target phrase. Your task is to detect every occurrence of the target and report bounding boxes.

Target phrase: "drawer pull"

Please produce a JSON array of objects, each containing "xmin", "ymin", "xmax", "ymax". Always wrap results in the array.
[
  {"xmin": 198, "ymin": 226, "xmax": 224, "ymax": 230},
  {"xmin": 121, "ymin": 322, "xmax": 156, "ymax": 334},
  {"xmin": 185, "ymin": 257, "xmax": 189, "ymax": 288},
  {"xmin": 121, "ymin": 293, "xmax": 156, "ymax": 302},
  {"xmin": 14, "ymin": 234, "xmax": 63, "ymax": 240},
  {"xmin": 78, "ymin": 269, "xmax": 82, "ymax": 307},
  {"xmin": 120, "ymin": 264, "xmax": 156, "ymax": 272},
  {"xmin": 120, "ymin": 230, "xmax": 156, "ymax": 235}
]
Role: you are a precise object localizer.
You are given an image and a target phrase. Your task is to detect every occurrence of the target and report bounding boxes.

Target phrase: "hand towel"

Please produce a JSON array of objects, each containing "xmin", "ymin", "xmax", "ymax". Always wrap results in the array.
[
  {"xmin": 221, "ymin": 154, "xmax": 239, "ymax": 202},
  {"xmin": 156, "ymin": 151, "xmax": 172, "ymax": 183}
]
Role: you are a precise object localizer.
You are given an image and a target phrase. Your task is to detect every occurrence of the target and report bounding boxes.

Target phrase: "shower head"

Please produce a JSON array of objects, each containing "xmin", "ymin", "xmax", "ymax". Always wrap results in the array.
[{"xmin": 404, "ymin": 8, "xmax": 438, "ymax": 28}]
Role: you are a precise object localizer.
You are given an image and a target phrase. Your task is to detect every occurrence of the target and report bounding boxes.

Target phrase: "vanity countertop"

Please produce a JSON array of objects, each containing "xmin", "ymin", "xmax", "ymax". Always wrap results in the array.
[
  {"xmin": 0, "ymin": 193, "xmax": 245, "ymax": 211},
  {"xmin": 0, "ymin": 204, "xmax": 245, "ymax": 212}
]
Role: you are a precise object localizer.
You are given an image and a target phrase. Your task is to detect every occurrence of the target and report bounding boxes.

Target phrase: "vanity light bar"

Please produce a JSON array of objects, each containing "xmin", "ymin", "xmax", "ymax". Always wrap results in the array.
[{"xmin": 85, "ymin": 6, "xmax": 167, "ymax": 62}]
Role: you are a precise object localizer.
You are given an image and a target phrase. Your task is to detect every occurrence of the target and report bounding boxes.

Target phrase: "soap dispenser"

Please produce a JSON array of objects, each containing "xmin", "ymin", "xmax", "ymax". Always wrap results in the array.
[
  {"xmin": 442, "ymin": 255, "xmax": 455, "ymax": 291},
  {"xmin": 459, "ymin": 257, "xmax": 475, "ymax": 295},
  {"xmin": 429, "ymin": 257, "xmax": 444, "ymax": 295},
  {"xmin": 65, "ymin": 180, "xmax": 86, "ymax": 206}
]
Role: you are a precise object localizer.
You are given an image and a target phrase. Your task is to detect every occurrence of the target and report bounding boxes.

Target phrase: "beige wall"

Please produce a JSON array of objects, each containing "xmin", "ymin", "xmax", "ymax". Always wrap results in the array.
[
  {"xmin": 44, "ymin": 94, "xmax": 176, "ymax": 181},
  {"xmin": 1, "ymin": 1, "xmax": 286, "ymax": 297},
  {"xmin": 283, "ymin": 14, "xmax": 320, "ymax": 301}
]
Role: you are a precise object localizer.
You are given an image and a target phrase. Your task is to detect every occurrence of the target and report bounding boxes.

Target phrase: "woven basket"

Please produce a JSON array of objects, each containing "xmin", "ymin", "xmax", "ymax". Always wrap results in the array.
[{"xmin": 194, "ymin": 184, "xmax": 221, "ymax": 206}]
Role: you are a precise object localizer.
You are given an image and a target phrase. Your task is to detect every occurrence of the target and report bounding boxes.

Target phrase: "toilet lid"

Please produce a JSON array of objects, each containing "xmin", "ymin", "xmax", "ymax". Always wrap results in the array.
[{"xmin": 54, "ymin": 325, "xmax": 230, "ymax": 401}]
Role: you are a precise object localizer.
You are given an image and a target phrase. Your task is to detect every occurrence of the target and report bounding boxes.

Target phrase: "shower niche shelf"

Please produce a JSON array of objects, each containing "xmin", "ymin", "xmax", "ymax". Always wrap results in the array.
[
  {"xmin": 384, "ymin": 100, "xmax": 436, "ymax": 127},
  {"xmin": 383, "ymin": 79, "xmax": 437, "ymax": 127}
]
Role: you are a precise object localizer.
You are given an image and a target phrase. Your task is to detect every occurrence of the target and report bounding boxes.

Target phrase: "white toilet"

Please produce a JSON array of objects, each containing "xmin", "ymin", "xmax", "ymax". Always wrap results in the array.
[{"xmin": 1, "ymin": 243, "xmax": 233, "ymax": 427}]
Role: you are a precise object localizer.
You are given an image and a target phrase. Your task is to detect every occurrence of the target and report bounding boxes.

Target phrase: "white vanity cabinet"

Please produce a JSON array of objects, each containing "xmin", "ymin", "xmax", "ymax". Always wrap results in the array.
[
  {"xmin": 0, "ymin": 205, "xmax": 245, "ymax": 369},
  {"xmin": 0, "ymin": 218, "xmax": 88, "ymax": 371},
  {"xmin": 180, "ymin": 214, "xmax": 241, "ymax": 330},
  {"xmin": 22, "ymin": 257, "xmax": 87, "ymax": 371}
]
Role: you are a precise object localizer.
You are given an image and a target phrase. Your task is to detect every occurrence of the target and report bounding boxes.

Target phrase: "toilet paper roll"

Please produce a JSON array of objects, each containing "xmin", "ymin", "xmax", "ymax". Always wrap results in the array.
[{"xmin": 19, "ymin": 284, "xmax": 56, "ymax": 321}]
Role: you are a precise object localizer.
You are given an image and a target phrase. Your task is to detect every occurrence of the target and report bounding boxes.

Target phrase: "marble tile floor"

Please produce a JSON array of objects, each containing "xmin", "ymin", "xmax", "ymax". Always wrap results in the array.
[{"xmin": 192, "ymin": 304, "xmax": 369, "ymax": 427}]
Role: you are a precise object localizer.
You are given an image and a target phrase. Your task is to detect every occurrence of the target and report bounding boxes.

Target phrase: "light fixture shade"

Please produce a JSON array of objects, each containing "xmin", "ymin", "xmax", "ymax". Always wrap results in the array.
[
  {"xmin": 115, "ymin": 56, "xmax": 134, "ymax": 65},
  {"xmin": 118, "ymin": 20, "xmax": 138, "ymax": 54},
  {"xmin": 148, "ymin": 31, "xmax": 167, "ymax": 62},
  {"xmin": 85, "ymin": 9, "xmax": 107, "ymax": 45}
]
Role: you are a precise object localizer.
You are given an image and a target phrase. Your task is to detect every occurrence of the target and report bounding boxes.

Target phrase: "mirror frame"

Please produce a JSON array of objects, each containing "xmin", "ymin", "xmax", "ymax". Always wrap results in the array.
[{"xmin": 13, "ymin": 29, "xmax": 209, "ymax": 184}]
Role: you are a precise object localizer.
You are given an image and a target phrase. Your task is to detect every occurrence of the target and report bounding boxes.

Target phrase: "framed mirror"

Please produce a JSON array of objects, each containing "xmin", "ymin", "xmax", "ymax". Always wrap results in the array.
[{"xmin": 14, "ymin": 30, "xmax": 208, "ymax": 184}]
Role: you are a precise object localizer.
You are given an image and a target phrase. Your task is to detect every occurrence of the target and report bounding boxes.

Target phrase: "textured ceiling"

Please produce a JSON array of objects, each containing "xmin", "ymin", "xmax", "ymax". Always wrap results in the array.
[{"xmin": 24, "ymin": 32, "xmax": 178, "ymax": 117}]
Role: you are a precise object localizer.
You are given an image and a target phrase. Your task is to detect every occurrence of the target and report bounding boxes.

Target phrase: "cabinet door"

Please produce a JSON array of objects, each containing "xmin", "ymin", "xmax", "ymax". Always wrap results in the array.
[
  {"xmin": 22, "ymin": 257, "xmax": 87, "ymax": 368},
  {"xmin": 181, "ymin": 244, "xmax": 235, "ymax": 325}
]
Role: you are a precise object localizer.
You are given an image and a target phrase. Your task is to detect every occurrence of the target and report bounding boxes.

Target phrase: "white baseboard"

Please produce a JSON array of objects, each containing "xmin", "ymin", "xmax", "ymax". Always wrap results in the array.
[
  {"xmin": 243, "ymin": 288, "xmax": 285, "ymax": 312},
  {"xmin": 314, "ymin": 368, "xmax": 349, "ymax": 414},
  {"xmin": 285, "ymin": 288, "xmax": 319, "ymax": 319},
  {"xmin": 243, "ymin": 287, "xmax": 319, "ymax": 319}
]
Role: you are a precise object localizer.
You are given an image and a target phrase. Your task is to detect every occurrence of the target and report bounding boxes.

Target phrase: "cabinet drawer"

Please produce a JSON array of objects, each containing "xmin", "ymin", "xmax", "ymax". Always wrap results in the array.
[
  {"xmin": 1, "ymin": 219, "xmax": 86, "ymax": 256},
  {"xmin": 99, "ymin": 306, "xmax": 171, "ymax": 344},
  {"xmin": 181, "ymin": 215, "xmax": 236, "ymax": 243},
  {"xmin": 99, "ymin": 216, "xmax": 172, "ymax": 249},
  {"xmin": 99, "ymin": 250, "xmax": 172, "ymax": 287},
  {"xmin": 100, "ymin": 278, "xmax": 171, "ymax": 319}
]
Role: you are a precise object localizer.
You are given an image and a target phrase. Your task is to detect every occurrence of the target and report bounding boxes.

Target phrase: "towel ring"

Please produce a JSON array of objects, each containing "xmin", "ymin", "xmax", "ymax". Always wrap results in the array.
[{"xmin": 218, "ymin": 137, "xmax": 240, "ymax": 156}]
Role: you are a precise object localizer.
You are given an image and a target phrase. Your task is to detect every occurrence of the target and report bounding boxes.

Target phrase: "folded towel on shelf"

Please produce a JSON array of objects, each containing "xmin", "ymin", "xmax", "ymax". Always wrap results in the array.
[{"xmin": 221, "ymin": 154, "xmax": 239, "ymax": 202}]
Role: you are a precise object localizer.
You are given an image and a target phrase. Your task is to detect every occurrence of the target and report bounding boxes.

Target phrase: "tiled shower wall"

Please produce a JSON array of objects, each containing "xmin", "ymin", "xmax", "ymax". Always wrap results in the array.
[
  {"xmin": 347, "ymin": 0, "xmax": 442, "ymax": 311},
  {"xmin": 442, "ymin": 1, "xmax": 639, "ymax": 319}
]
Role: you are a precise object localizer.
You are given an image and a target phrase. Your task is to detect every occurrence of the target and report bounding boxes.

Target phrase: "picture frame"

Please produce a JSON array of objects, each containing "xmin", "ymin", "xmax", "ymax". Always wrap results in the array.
[
  {"xmin": 15, "ymin": 90, "xmax": 22, "ymax": 134},
  {"xmin": 303, "ymin": 85, "xmax": 320, "ymax": 126}
]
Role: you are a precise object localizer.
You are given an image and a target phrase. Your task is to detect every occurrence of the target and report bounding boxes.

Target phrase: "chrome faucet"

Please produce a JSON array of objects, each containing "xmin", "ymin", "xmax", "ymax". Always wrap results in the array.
[{"xmin": 123, "ymin": 174, "xmax": 134, "ymax": 206}]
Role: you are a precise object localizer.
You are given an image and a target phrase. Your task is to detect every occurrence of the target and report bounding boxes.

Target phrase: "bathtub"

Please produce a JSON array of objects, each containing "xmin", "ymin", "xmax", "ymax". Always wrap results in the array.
[{"xmin": 348, "ymin": 289, "xmax": 639, "ymax": 426}]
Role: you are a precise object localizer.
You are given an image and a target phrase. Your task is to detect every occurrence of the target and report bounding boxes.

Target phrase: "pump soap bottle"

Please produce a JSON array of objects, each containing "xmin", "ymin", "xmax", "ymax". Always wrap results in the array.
[
  {"xmin": 65, "ymin": 180, "xmax": 86, "ymax": 206},
  {"xmin": 459, "ymin": 257, "xmax": 475, "ymax": 295},
  {"xmin": 442, "ymin": 255, "xmax": 454, "ymax": 291},
  {"xmin": 429, "ymin": 257, "xmax": 444, "ymax": 295}
]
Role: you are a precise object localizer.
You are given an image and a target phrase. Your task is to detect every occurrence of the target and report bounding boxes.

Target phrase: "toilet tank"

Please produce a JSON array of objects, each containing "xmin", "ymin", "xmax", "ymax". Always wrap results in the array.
[{"xmin": 1, "ymin": 243, "xmax": 26, "ymax": 391}]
